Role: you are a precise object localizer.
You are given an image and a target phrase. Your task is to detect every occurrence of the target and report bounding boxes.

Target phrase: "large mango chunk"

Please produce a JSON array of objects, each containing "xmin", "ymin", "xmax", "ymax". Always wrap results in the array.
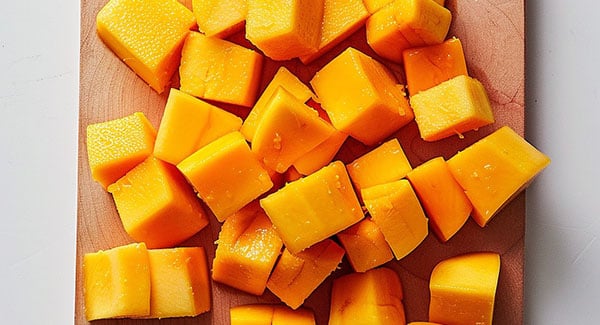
[
  {"xmin": 336, "ymin": 218, "xmax": 394, "ymax": 272},
  {"xmin": 192, "ymin": 0, "xmax": 247, "ymax": 38},
  {"xmin": 96, "ymin": 0, "xmax": 195, "ymax": 93},
  {"xmin": 230, "ymin": 304, "xmax": 316, "ymax": 325}
]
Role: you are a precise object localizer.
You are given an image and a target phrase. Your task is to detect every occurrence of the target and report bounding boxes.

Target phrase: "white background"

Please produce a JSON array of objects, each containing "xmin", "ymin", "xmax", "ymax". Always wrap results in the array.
[{"xmin": 1, "ymin": 0, "xmax": 599, "ymax": 324}]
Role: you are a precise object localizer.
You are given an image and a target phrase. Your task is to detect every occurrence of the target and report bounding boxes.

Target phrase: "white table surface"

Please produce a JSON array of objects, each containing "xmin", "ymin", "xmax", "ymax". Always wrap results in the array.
[{"xmin": 1, "ymin": 1, "xmax": 598, "ymax": 324}]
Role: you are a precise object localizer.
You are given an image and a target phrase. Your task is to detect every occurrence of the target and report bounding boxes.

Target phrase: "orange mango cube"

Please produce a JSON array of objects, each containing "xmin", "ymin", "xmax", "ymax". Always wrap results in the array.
[
  {"xmin": 267, "ymin": 239, "xmax": 345, "ymax": 309},
  {"xmin": 260, "ymin": 161, "xmax": 363, "ymax": 254},
  {"xmin": 293, "ymin": 129, "xmax": 348, "ymax": 175},
  {"xmin": 311, "ymin": 47, "xmax": 413, "ymax": 145},
  {"xmin": 192, "ymin": 0, "xmax": 247, "ymax": 38},
  {"xmin": 336, "ymin": 218, "xmax": 394, "ymax": 272},
  {"xmin": 107, "ymin": 156, "xmax": 209, "ymax": 248},
  {"xmin": 86, "ymin": 112, "xmax": 156, "ymax": 189},
  {"xmin": 230, "ymin": 305, "xmax": 316, "ymax": 325},
  {"xmin": 179, "ymin": 32, "xmax": 263, "ymax": 107},
  {"xmin": 447, "ymin": 126, "xmax": 551, "ymax": 226},
  {"xmin": 96, "ymin": 0, "xmax": 195, "ymax": 93},
  {"xmin": 410, "ymin": 75, "xmax": 495, "ymax": 141},
  {"xmin": 154, "ymin": 88, "xmax": 242, "ymax": 165}
]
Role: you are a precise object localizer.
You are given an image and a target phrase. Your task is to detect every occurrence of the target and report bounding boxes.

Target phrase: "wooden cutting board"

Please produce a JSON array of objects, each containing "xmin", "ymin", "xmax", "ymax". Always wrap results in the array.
[{"xmin": 76, "ymin": 0, "xmax": 525, "ymax": 324}]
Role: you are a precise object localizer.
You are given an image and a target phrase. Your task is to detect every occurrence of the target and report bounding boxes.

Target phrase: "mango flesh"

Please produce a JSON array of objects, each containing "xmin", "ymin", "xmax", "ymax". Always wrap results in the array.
[
  {"xmin": 336, "ymin": 218, "xmax": 394, "ymax": 272},
  {"xmin": 230, "ymin": 305, "xmax": 316, "ymax": 325},
  {"xmin": 293, "ymin": 128, "xmax": 348, "ymax": 175},
  {"xmin": 192, "ymin": 0, "xmax": 247, "ymax": 38}
]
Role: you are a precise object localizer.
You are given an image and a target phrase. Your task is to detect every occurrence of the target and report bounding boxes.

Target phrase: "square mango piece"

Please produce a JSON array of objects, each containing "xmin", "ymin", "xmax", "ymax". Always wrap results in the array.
[
  {"xmin": 260, "ymin": 161, "xmax": 363, "ymax": 254},
  {"xmin": 311, "ymin": 47, "xmax": 413, "ymax": 146},
  {"xmin": 83, "ymin": 243, "xmax": 150, "ymax": 321},
  {"xmin": 96, "ymin": 0, "xmax": 195, "ymax": 93},
  {"xmin": 86, "ymin": 112, "xmax": 156, "ymax": 189},
  {"xmin": 192, "ymin": 0, "xmax": 247, "ymax": 38},
  {"xmin": 180, "ymin": 32, "xmax": 263, "ymax": 107},
  {"xmin": 336, "ymin": 218, "xmax": 394, "ymax": 272},
  {"xmin": 410, "ymin": 75, "xmax": 495, "ymax": 141},
  {"xmin": 108, "ymin": 156, "xmax": 209, "ymax": 248},
  {"xmin": 177, "ymin": 132, "xmax": 274, "ymax": 222}
]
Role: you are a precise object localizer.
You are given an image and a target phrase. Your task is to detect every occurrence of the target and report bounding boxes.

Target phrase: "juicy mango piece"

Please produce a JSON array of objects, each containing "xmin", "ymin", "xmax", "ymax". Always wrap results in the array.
[
  {"xmin": 267, "ymin": 239, "xmax": 344, "ymax": 309},
  {"xmin": 362, "ymin": 179, "xmax": 428, "ymax": 260},
  {"xmin": 179, "ymin": 32, "xmax": 263, "ymax": 107},
  {"xmin": 96, "ymin": 0, "xmax": 195, "ymax": 93},
  {"xmin": 447, "ymin": 126, "xmax": 551, "ymax": 226},
  {"xmin": 83, "ymin": 243, "xmax": 150, "ymax": 321},
  {"xmin": 293, "ymin": 128, "xmax": 348, "ymax": 175},
  {"xmin": 410, "ymin": 75, "xmax": 495, "ymax": 141},
  {"xmin": 86, "ymin": 112, "xmax": 156, "ymax": 189},
  {"xmin": 311, "ymin": 47, "xmax": 413, "ymax": 145},
  {"xmin": 177, "ymin": 132, "xmax": 273, "ymax": 222},
  {"xmin": 246, "ymin": 0, "xmax": 324, "ymax": 60},
  {"xmin": 192, "ymin": 0, "xmax": 246, "ymax": 38},
  {"xmin": 212, "ymin": 202, "xmax": 283, "ymax": 295},
  {"xmin": 403, "ymin": 37, "xmax": 468, "ymax": 95},
  {"xmin": 429, "ymin": 252, "xmax": 501, "ymax": 325},
  {"xmin": 336, "ymin": 218, "xmax": 394, "ymax": 272},
  {"xmin": 260, "ymin": 161, "xmax": 363, "ymax": 254},
  {"xmin": 407, "ymin": 157, "xmax": 472, "ymax": 242},
  {"xmin": 230, "ymin": 305, "xmax": 316, "ymax": 325},
  {"xmin": 154, "ymin": 88, "xmax": 242, "ymax": 165},
  {"xmin": 329, "ymin": 267, "xmax": 406, "ymax": 325}
]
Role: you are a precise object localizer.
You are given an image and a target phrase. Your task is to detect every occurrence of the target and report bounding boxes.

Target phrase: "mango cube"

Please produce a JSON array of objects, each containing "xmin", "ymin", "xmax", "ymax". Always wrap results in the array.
[
  {"xmin": 447, "ymin": 126, "xmax": 551, "ymax": 226},
  {"xmin": 180, "ymin": 32, "xmax": 263, "ymax": 107},
  {"xmin": 260, "ymin": 161, "xmax": 363, "ymax": 254},
  {"xmin": 83, "ymin": 243, "xmax": 150, "ymax": 321},
  {"xmin": 336, "ymin": 218, "xmax": 394, "ymax": 272},
  {"xmin": 293, "ymin": 129, "xmax": 348, "ymax": 175},
  {"xmin": 230, "ymin": 305, "xmax": 316, "ymax": 325},
  {"xmin": 96, "ymin": 0, "xmax": 195, "ymax": 93},
  {"xmin": 410, "ymin": 75, "xmax": 495, "ymax": 141},
  {"xmin": 310, "ymin": 47, "xmax": 413, "ymax": 146},
  {"xmin": 192, "ymin": 0, "xmax": 247, "ymax": 38}
]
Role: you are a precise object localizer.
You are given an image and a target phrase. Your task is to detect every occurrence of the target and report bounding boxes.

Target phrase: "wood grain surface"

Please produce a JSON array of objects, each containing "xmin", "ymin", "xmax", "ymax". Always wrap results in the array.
[{"xmin": 76, "ymin": 0, "xmax": 525, "ymax": 324}]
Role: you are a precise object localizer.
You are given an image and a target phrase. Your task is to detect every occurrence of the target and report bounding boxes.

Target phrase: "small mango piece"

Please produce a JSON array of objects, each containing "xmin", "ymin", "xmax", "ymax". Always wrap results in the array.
[
  {"xmin": 336, "ymin": 218, "xmax": 394, "ymax": 272},
  {"xmin": 246, "ymin": 0, "xmax": 324, "ymax": 60},
  {"xmin": 177, "ymin": 132, "xmax": 274, "ymax": 222},
  {"xmin": 429, "ymin": 252, "xmax": 501, "ymax": 325},
  {"xmin": 447, "ymin": 126, "xmax": 551, "ymax": 226},
  {"xmin": 230, "ymin": 304, "xmax": 316, "ymax": 325},
  {"xmin": 154, "ymin": 88, "xmax": 242, "ymax": 165},
  {"xmin": 267, "ymin": 239, "xmax": 344, "ymax": 309},
  {"xmin": 260, "ymin": 161, "xmax": 363, "ymax": 254},
  {"xmin": 179, "ymin": 32, "xmax": 263, "ymax": 107},
  {"xmin": 410, "ymin": 75, "xmax": 495, "ymax": 141},
  {"xmin": 86, "ymin": 112, "xmax": 156, "ymax": 189},
  {"xmin": 407, "ymin": 322, "xmax": 444, "ymax": 325},
  {"xmin": 362, "ymin": 179, "xmax": 428, "ymax": 260},
  {"xmin": 403, "ymin": 37, "xmax": 468, "ymax": 95},
  {"xmin": 329, "ymin": 267, "xmax": 406, "ymax": 325},
  {"xmin": 311, "ymin": 47, "xmax": 413, "ymax": 146},
  {"xmin": 407, "ymin": 157, "xmax": 472, "ymax": 242},
  {"xmin": 192, "ymin": 0, "xmax": 246, "ymax": 38},
  {"xmin": 96, "ymin": 0, "xmax": 195, "ymax": 93},
  {"xmin": 293, "ymin": 129, "xmax": 348, "ymax": 175},
  {"xmin": 83, "ymin": 243, "xmax": 150, "ymax": 321},
  {"xmin": 108, "ymin": 156, "xmax": 209, "ymax": 248}
]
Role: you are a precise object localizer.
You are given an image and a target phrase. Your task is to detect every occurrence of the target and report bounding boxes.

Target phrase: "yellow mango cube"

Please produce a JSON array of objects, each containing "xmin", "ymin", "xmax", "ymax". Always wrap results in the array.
[
  {"xmin": 410, "ymin": 75, "xmax": 495, "ymax": 141},
  {"xmin": 293, "ymin": 129, "xmax": 348, "ymax": 175},
  {"xmin": 96, "ymin": 0, "xmax": 195, "ymax": 93},
  {"xmin": 192, "ymin": 0, "xmax": 247, "ymax": 38},
  {"xmin": 108, "ymin": 156, "xmax": 209, "ymax": 248},
  {"xmin": 246, "ymin": 0, "xmax": 324, "ymax": 60},
  {"xmin": 260, "ymin": 161, "xmax": 363, "ymax": 254},
  {"xmin": 447, "ymin": 126, "xmax": 551, "ymax": 226},
  {"xmin": 230, "ymin": 305, "xmax": 316, "ymax": 325},
  {"xmin": 336, "ymin": 218, "xmax": 394, "ymax": 272},
  {"xmin": 180, "ymin": 32, "xmax": 263, "ymax": 107},
  {"xmin": 177, "ymin": 132, "xmax": 274, "ymax": 222},
  {"xmin": 310, "ymin": 47, "xmax": 413, "ymax": 146},
  {"xmin": 83, "ymin": 243, "xmax": 150, "ymax": 321}
]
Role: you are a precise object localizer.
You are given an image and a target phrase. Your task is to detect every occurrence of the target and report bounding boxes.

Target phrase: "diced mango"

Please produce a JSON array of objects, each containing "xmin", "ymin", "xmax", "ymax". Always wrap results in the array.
[
  {"xmin": 410, "ymin": 75, "xmax": 495, "ymax": 141},
  {"xmin": 407, "ymin": 322, "xmax": 444, "ymax": 325},
  {"xmin": 246, "ymin": 0, "xmax": 324, "ymax": 60},
  {"xmin": 447, "ymin": 126, "xmax": 551, "ymax": 226},
  {"xmin": 212, "ymin": 201, "xmax": 283, "ymax": 295},
  {"xmin": 230, "ymin": 305, "xmax": 316, "ymax": 325},
  {"xmin": 154, "ymin": 88, "xmax": 242, "ymax": 165},
  {"xmin": 86, "ymin": 112, "xmax": 156, "ymax": 189},
  {"xmin": 179, "ymin": 32, "xmax": 263, "ymax": 107},
  {"xmin": 260, "ymin": 161, "xmax": 363, "ymax": 254},
  {"xmin": 83, "ymin": 243, "xmax": 150, "ymax": 321},
  {"xmin": 107, "ymin": 156, "xmax": 209, "ymax": 248},
  {"xmin": 362, "ymin": 0, "xmax": 393, "ymax": 13},
  {"xmin": 403, "ymin": 37, "xmax": 468, "ymax": 95},
  {"xmin": 361, "ymin": 179, "xmax": 428, "ymax": 260},
  {"xmin": 267, "ymin": 239, "xmax": 344, "ymax": 309},
  {"xmin": 293, "ymin": 129, "xmax": 348, "ymax": 175},
  {"xmin": 192, "ymin": 0, "xmax": 246, "ymax": 38},
  {"xmin": 252, "ymin": 87, "xmax": 336, "ymax": 173},
  {"xmin": 311, "ymin": 47, "xmax": 413, "ymax": 145},
  {"xmin": 429, "ymin": 252, "xmax": 501, "ymax": 325},
  {"xmin": 336, "ymin": 218, "xmax": 394, "ymax": 272},
  {"xmin": 177, "ymin": 132, "xmax": 274, "ymax": 222},
  {"xmin": 407, "ymin": 157, "xmax": 472, "ymax": 242},
  {"xmin": 146, "ymin": 247, "xmax": 211, "ymax": 318},
  {"xmin": 272, "ymin": 306, "xmax": 316, "ymax": 325},
  {"xmin": 329, "ymin": 267, "xmax": 406, "ymax": 325},
  {"xmin": 96, "ymin": 0, "xmax": 195, "ymax": 93}
]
